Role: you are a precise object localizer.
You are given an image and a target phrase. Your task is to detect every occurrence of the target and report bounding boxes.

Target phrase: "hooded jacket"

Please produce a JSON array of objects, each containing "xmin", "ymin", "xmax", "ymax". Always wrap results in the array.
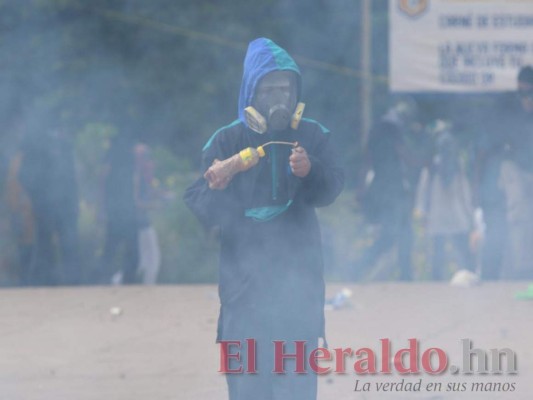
[{"xmin": 185, "ymin": 38, "xmax": 343, "ymax": 342}]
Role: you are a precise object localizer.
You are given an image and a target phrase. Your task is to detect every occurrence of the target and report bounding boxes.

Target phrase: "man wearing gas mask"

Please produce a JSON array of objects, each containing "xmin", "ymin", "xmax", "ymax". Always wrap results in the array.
[{"xmin": 185, "ymin": 38, "xmax": 344, "ymax": 399}]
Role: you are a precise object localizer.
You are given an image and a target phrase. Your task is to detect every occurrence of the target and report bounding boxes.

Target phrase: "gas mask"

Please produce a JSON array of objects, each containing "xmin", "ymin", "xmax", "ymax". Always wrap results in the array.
[{"xmin": 244, "ymin": 71, "xmax": 305, "ymax": 134}]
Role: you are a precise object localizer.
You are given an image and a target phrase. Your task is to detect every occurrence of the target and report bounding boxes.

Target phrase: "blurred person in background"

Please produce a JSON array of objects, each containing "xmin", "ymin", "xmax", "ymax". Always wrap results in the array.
[
  {"xmin": 99, "ymin": 132, "xmax": 139, "ymax": 284},
  {"xmin": 474, "ymin": 111, "xmax": 508, "ymax": 280},
  {"xmin": 5, "ymin": 148, "xmax": 34, "ymax": 285},
  {"xmin": 474, "ymin": 65, "xmax": 533, "ymax": 280},
  {"xmin": 18, "ymin": 125, "xmax": 80, "ymax": 285},
  {"xmin": 355, "ymin": 97, "xmax": 431, "ymax": 281},
  {"xmin": 4, "ymin": 116, "xmax": 34, "ymax": 285},
  {"xmin": 416, "ymin": 121, "xmax": 475, "ymax": 280},
  {"xmin": 99, "ymin": 137, "xmax": 169, "ymax": 285},
  {"xmin": 185, "ymin": 38, "xmax": 343, "ymax": 400},
  {"xmin": 496, "ymin": 65, "xmax": 533, "ymax": 279},
  {"xmin": 133, "ymin": 143, "xmax": 163, "ymax": 285}
]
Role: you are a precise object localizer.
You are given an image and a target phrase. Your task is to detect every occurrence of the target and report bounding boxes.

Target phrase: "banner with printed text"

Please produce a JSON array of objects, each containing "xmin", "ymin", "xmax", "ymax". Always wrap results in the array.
[{"xmin": 389, "ymin": 0, "xmax": 533, "ymax": 92}]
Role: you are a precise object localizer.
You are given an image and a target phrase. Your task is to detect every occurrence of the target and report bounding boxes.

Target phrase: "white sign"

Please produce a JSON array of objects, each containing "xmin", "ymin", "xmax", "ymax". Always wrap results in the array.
[{"xmin": 389, "ymin": 0, "xmax": 533, "ymax": 92}]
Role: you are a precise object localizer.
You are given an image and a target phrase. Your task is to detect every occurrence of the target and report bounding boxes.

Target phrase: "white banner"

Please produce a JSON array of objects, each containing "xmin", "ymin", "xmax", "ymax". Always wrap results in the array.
[{"xmin": 389, "ymin": 0, "xmax": 533, "ymax": 92}]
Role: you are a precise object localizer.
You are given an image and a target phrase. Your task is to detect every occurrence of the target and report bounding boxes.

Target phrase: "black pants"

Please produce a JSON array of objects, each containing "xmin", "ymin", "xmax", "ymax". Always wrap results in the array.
[
  {"xmin": 100, "ymin": 219, "xmax": 139, "ymax": 284},
  {"xmin": 225, "ymin": 340, "xmax": 318, "ymax": 400},
  {"xmin": 222, "ymin": 306, "xmax": 318, "ymax": 400},
  {"xmin": 356, "ymin": 203, "xmax": 413, "ymax": 281},
  {"xmin": 29, "ymin": 210, "xmax": 80, "ymax": 286}
]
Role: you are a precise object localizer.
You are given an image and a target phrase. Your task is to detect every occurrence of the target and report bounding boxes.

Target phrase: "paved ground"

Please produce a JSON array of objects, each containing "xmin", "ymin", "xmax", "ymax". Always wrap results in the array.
[{"xmin": 0, "ymin": 282, "xmax": 531, "ymax": 399}]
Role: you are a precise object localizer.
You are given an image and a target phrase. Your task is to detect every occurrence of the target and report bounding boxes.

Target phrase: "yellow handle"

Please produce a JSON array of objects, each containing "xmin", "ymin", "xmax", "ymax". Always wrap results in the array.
[
  {"xmin": 239, "ymin": 147, "xmax": 254, "ymax": 164},
  {"xmin": 239, "ymin": 147, "xmax": 265, "ymax": 163}
]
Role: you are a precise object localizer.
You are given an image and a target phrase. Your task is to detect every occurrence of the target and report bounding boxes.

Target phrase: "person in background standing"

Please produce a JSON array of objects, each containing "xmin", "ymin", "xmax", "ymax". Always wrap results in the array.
[
  {"xmin": 134, "ymin": 143, "xmax": 162, "ymax": 284},
  {"xmin": 474, "ymin": 66, "xmax": 533, "ymax": 280},
  {"xmin": 99, "ymin": 132, "xmax": 139, "ymax": 284},
  {"xmin": 416, "ymin": 121, "xmax": 475, "ymax": 280},
  {"xmin": 356, "ymin": 97, "xmax": 431, "ymax": 281},
  {"xmin": 497, "ymin": 66, "xmax": 533, "ymax": 279},
  {"xmin": 4, "ymin": 116, "xmax": 34, "ymax": 285},
  {"xmin": 19, "ymin": 126, "xmax": 80, "ymax": 285}
]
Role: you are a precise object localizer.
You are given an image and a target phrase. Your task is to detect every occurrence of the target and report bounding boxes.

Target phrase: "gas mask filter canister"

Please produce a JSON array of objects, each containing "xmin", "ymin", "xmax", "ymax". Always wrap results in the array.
[{"xmin": 244, "ymin": 71, "xmax": 305, "ymax": 134}]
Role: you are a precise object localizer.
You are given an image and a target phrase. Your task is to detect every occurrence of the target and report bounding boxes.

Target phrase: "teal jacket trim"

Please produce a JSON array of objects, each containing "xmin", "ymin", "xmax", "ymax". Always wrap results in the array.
[
  {"xmin": 202, "ymin": 120, "xmax": 241, "ymax": 152},
  {"xmin": 302, "ymin": 118, "xmax": 330, "ymax": 134},
  {"xmin": 245, "ymin": 200, "xmax": 293, "ymax": 222}
]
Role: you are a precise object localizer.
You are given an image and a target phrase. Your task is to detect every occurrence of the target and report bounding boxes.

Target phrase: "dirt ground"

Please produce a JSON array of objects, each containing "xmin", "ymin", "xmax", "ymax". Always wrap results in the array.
[{"xmin": 0, "ymin": 282, "xmax": 531, "ymax": 400}]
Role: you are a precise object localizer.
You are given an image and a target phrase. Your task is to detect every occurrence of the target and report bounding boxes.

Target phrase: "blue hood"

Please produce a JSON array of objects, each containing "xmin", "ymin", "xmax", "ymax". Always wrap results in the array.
[{"xmin": 238, "ymin": 38, "xmax": 301, "ymax": 127}]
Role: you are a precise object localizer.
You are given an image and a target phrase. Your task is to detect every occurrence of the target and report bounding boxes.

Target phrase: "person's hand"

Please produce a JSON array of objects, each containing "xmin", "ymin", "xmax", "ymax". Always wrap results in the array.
[
  {"xmin": 289, "ymin": 146, "xmax": 311, "ymax": 178},
  {"xmin": 204, "ymin": 159, "xmax": 232, "ymax": 190}
]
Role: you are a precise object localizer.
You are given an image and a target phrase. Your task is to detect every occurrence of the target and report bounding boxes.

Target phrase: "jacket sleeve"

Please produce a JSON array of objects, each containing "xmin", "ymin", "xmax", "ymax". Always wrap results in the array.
[
  {"xmin": 299, "ymin": 127, "xmax": 344, "ymax": 207},
  {"xmin": 183, "ymin": 131, "xmax": 242, "ymax": 229}
]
